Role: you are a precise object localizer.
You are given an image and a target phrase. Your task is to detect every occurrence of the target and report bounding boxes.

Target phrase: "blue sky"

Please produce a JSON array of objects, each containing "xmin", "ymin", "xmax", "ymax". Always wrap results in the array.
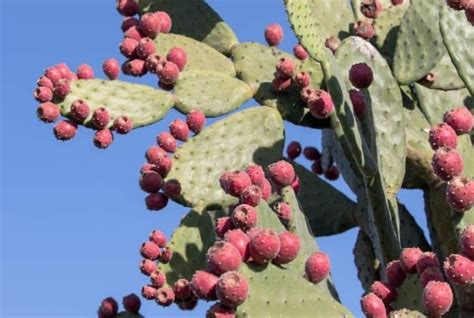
[{"xmin": 1, "ymin": 0, "xmax": 427, "ymax": 317}]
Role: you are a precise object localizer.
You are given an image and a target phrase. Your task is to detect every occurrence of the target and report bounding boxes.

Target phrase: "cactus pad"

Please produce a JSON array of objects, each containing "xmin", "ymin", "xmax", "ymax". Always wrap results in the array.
[
  {"xmin": 306, "ymin": 0, "xmax": 354, "ymax": 41},
  {"xmin": 57, "ymin": 79, "xmax": 174, "ymax": 129},
  {"xmin": 173, "ymin": 70, "xmax": 253, "ymax": 117},
  {"xmin": 427, "ymin": 54, "xmax": 466, "ymax": 91},
  {"xmin": 353, "ymin": 230, "xmax": 380, "ymax": 290}
]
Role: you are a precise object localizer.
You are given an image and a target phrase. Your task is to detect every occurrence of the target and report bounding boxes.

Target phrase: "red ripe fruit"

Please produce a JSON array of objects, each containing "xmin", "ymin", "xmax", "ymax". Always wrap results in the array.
[
  {"xmin": 37, "ymin": 76, "xmax": 54, "ymax": 90},
  {"xmin": 158, "ymin": 61, "xmax": 180, "ymax": 85},
  {"xmin": 206, "ymin": 303, "xmax": 236, "ymax": 318},
  {"xmin": 231, "ymin": 204, "xmax": 258, "ymax": 231},
  {"xmin": 186, "ymin": 109, "xmax": 206, "ymax": 134},
  {"xmin": 53, "ymin": 80, "xmax": 71, "ymax": 99},
  {"xmin": 385, "ymin": 260, "xmax": 406, "ymax": 287},
  {"xmin": 360, "ymin": 0, "xmax": 384, "ymax": 19},
  {"xmin": 155, "ymin": 11, "xmax": 172, "ymax": 33},
  {"xmin": 215, "ymin": 216, "xmax": 234, "ymax": 238},
  {"xmin": 160, "ymin": 246, "xmax": 173, "ymax": 264},
  {"xmin": 417, "ymin": 252, "xmax": 440, "ymax": 274},
  {"xmin": 264, "ymin": 23, "xmax": 283, "ymax": 46},
  {"xmin": 349, "ymin": 89, "xmax": 366, "ymax": 119},
  {"xmin": 443, "ymin": 107, "xmax": 473, "ymax": 135},
  {"xmin": 167, "ymin": 47, "xmax": 187, "ymax": 71},
  {"xmin": 44, "ymin": 67, "xmax": 62, "ymax": 85},
  {"xmin": 275, "ymin": 57, "xmax": 295, "ymax": 78},
  {"xmin": 154, "ymin": 156, "xmax": 172, "ymax": 177},
  {"xmin": 173, "ymin": 279, "xmax": 192, "ymax": 300},
  {"xmin": 37, "ymin": 102, "xmax": 60, "ymax": 123},
  {"xmin": 121, "ymin": 17, "xmax": 139, "ymax": 32},
  {"xmin": 169, "ymin": 119, "xmax": 189, "ymax": 141},
  {"xmin": 311, "ymin": 160, "xmax": 323, "ymax": 175},
  {"xmin": 145, "ymin": 192, "xmax": 169, "ymax": 211},
  {"xmin": 260, "ymin": 178, "xmax": 272, "ymax": 201},
  {"xmin": 139, "ymin": 259, "xmax": 156, "ymax": 276},
  {"xmin": 249, "ymin": 229, "xmax": 281, "ymax": 264},
  {"xmin": 429, "ymin": 123, "xmax": 458, "ymax": 150},
  {"xmin": 431, "ymin": 147, "xmax": 464, "ymax": 181},
  {"xmin": 300, "ymin": 87, "xmax": 320, "ymax": 104},
  {"xmin": 309, "ymin": 91, "xmax": 335, "ymax": 118},
  {"xmin": 224, "ymin": 229, "xmax": 250, "ymax": 260},
  {"xmin": 303, "ymin": 147, "xmax": 321, "ymax": 160},
  {"xmin": 391, "ymin": 0, "xmax": 404, "ymax": 4},
  {"xmin": 422, "ymin": 281, "xmax": 453, "ymax": 317},
  {"xmin": 370, "ymin": 281, "xmax": 397, "ymax": 304},
  {"xmin": 190, "ymin": 270, "xmax": 219, "ymax": 300},
  {"xmin": 124, "ymin": 25, "xmax": 143, "ymax": 41},
  {"xmin": 76, "ymin": 64, "xmax": 94, "ymax": 79},
  {"xmin": 141, "ymin": 285, "xmax": 157, "ymax": 300},
  {"xmin": 305, "ymin": 252, "xmax": 331, "ymax": 284},
  {"xmin": 123, "ymin": 59, "xmax": 147, "ymax": 77},
  {"xmin": 216, "ymin": 271, "xmax": 249, "ymax": 308},
  {"xmin": 140, "ymin": 241, "xmax": 160, "ymax": 260},
  {"xmin": 113, "ymin": 116, "xmax": 133, "ymax": 134},
  {"xmin": 245, "ymin": 165, "xmax": 265, "ymax": 186},
  {"xmin": 273, "ymin": 201, "xmax": 292, "ymax": 223},
  {"xmin": 157, "ymin": 131, "xmax": 177, "ymax": 153},
  {"xmin": 103, "ymin": 58, "xmax": 120, "ymax": 80},
  {"xmin": 145, "ymin": 53, "xmax": 165, "ymax": 74},
  {"xmin": 444, "ymin": 254, "xmax": 474, "ymax": 285},
  {"xmin": 460, "ymin": 225, "xmax": 474, "ymax": 260},
  {"xmin": 446, "ymin": 0, "xmax": 470, "ymax": 10},
  {"xmin": 139, "ymin": 171, "xmax": 163, "ymax": 193},
  {"xmin": 93, "ymin": 129, "xmax": 114, "ymax": 149},
  {"xmin": 273, "ymin": 231, "xmax": 300, "ymax": 265},
  {"xmin": 349, "ymin": 63, "xmax": 374, "ymax": 89},
  {"xmin": 34, "ymin": 86, "xmax": 53, "ymax": 103},
  {"xmin": 149, "ymin": 229, "xmax": 167, "ymax": 247},
  {"xmin": 139, "ymin": 13, "xmax": 161, "ymax": 38},
  {"xmin": 220, "ymin": 172, "xmax": 252, "ymax": 197},
  {"xmin": 361, "ymin": 293, "xmax": 387, "ymax": 318},
  {"xmin": 145, "ymin": 146, "xmax": 167, "ymax": 164},
  {"xmin": 91, "ymin": 107, "xmax": 110, "ymax": 129},
  {"xmin": 155, "ymin": 287, "xmax": 175, "ymax": 307},
  {"xmin": 116, "ymin": 0, "xmax": 138, "ymax": 16},
  {"xmin": 240, "ymin": 185, "xmax": 262, "ymax": 207},
  {"xmin": 163, "ymin": 179, "xmax": 181, "ymax": 199},
  {"xmin": 206, "ymin": 241, "xmax": 242, "ymax": 275},
  {"xmin": 56, "ymin": 63, "xmax": 71, "ymax": 79},
  {"xmin": 420, "ymin": 267, "xmax": 444, "ymax": 288},
  {"xmin": 122, "ymin": 293, "xmax": 141, "ymax": 314},
  {"xmin": 286, "ymin": 141, "xmax": 302, "ymax": 160},
  {"xmin": 136, "ymin": 37, "xmax": 156, "ymax": 59},
  {"xmin": 54, "ymin": 120, "xmax": 77, "ymax": 141},
  {"xmin": 119, "ymin": 37, "xmax": 139, "ymax": 58},
  {"xmin": 272, "ymin": 76, "xmax": 292, "ymax": 92},
  {"xmin": 268, "ymin": 160, "xmax": 296, "ymax": 186},
  {"xmin": 294, "ymin": 71, "xmax": 311, "ymax": 88},
  {"xmin": 293, "ymin": 44, "xmax": 309, "ymax": 60},
  {"xmin": 354, "ymin": 20, "xmax": 376, "ymax": 40},
  {"xmin": 399, "ymin": 247, "xmax": 423, "ymax": 273},
  {"xmin": 324, "ymin": 165, "xmax": 340, "ymax": 180},
  {"xmin": 70, "ymin": 99, "xmax": 90, "ymax": 122},
  {"xmin": 99, "ymin": 297, "xmax": 118, "ymax": 317}
]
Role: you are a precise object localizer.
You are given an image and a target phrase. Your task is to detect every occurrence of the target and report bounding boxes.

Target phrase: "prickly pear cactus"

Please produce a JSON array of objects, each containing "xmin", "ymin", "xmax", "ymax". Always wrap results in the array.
[{"xmin": 33, "ymin": 0, "xmax": 474, "ymax": 317}]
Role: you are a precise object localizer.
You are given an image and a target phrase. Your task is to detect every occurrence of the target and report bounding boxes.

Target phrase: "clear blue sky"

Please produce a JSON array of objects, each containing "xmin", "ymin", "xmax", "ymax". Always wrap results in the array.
[{"xmin": 0, "ymin": 0, "xmax": 427, "ymax": 317}]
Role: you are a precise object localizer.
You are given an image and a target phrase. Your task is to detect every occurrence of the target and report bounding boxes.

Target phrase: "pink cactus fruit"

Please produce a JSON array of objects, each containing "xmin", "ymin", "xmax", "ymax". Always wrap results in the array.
[
  {"xmin": 120, "ymin": 37, "xmax": 139, "ymax": 58},
  {"xmin": 207, "ymin": 241, "xmax": 242, "ymax": 275},
  {"xmin": 55, "ymin": 63, "xmax": 71, "ymax": 79},
  {"xmin": 121, "ymin": 16, "xmax": 139, "ymax": 32},
  {"xmin": 291, "ymin": 175, "xmax": 300, "ymax": 194},
  {"xmin": 260, "ymin": 178, "xmax": 272, "ymax": 201},
  {"xmin": 216, "ymin": 271, "xmax": 249, "ymax": 308},
  {"xmin": 240, "ymin": 185, "xmax": 262, "ymax": 207},
  {"xmin": 245, "ymin": 165, "xmax": 265, "ymax": 186},
  {"xmin": 293, "ymin": 44, "xmax": 309, "ymax": 60},
  {"xmin": 444, "ymin": 254, "xmax": 474, "ymax": 285},
  {"xmin": 325, "ymin": 36, "xmax": 341, "ymax": 53},
  {"xmin": 139, "ymin": 170, "xmax": 163, "ymax": 193},
  {"xmin": 273, "ymin": 201, "xmax": 292, "ymax": 223},
  {"xmin": 116, "ymin": 0, "xmax": 138, "ymax": 16},
  {"xmin": 145, "ymin": 192, "xmax": 169, "ymax": 211},
  {"xmin": 349, "ymin": 89, "xmax": 367, "ymax": 119},
  {"xmin": 215, "ymin": 216, "xmax": 235, "ymax": 238},
  {"xmin": 158, "ymin": 61, "xmax": 180, "ymax": 85},
  {"xmin": 303, "ymin": 146, "xmax": 321, "ymax": 161},
  {"xmin": 159, "ymin": 246, "xmax": 173, "ymax": 263},
  {"xmin": 275, "ymin": 57, "xmax": 295, "ymax": 78},
  {"xmin": 140, "ymin": 241, "xmax": 161, "ymax": 260},
  {"xmin": 350, "ymin": 63, "xmax": 374, "ymax": 89},
  {"xmin": 220, "ymin": 172, "xmax": 252, "ymax": 197},
  {"xmin": 113, "ymin": 116, "xmax": 133, "ymax": 134},
  {"xmin": 99, "ymin": 297, "xmax": 118, "ymax": 317},
  {"xmin": 354, "ymin": 20, "xmax": 376, "ymax": 40},
  {"xmin": 167, "ymin": 47, "xmax": 187, "ymax": 71},
  {"xmin": 294, "ymin": 71, "xmax": 311, "ymax": 88},
  {"xmin": 91, "ymin": 107, "xmax": 110, "ymax": 129},
  {"xmin": 431, "ymin": 147, "xmax": 464, "ymax": 182},
  {"xmin": 231, "ymin": 204, "xmax": 258, "ymax": 231},
  {"xmin": 467, "ymin": 2, "xmax": 474, "ymax": 26},
  {"xmin": 37, "ymin": 102, "xmax": 60, "ymax": 123},
  {"xmin": 149, "ymin": 229, "xmax": 167, "ymax": 248},
  {"xmin": 155, "ymin": 286, "xmax": 175, "ymax": 307},
  {"xmin": 173, "ymin": 279, "xmax": 192, "ymax": 301},
  {"xmin": 103, "ymin": 58, "xmax": 120, "ymax": 80},
  {"xmin": 123, "ymin": 59, "xmax": 147, "ymax": 77},
  {"xmin": 54, "ymin": 120, "xmax": 78, "ymax": 141},
  {"xmin": 325, "ymin": 165, "xmax": 340, "ymax": 180},
  {"xmin": 286, "ymin": 141, "xmax": 302, "ymax": 160},
  {"xmin": 399, "ymin": 247, "xmax": 423, "ymax": 273},
  {"xmin": 155, "ymin": 11, "xmax": 172, "ymax": 33},
  {"xmin": 94, "ymin": 129, "xmax": 114, "ymax": 149},
  {"xmin": 420, "ymin": 267, "xmax": 444, "ymax": 288},
  {"xmin": 309, "ymin": 90, "xmax": 335, "ymax": 118},
  {"xmin": 249, "ymin": 228, "xmax": 281, "ymax": 265},
  {"xmin": 122, "ymin": 293, "xmax": 141, "ymax": 314},
  {"xmin": 446, "ymin": 0, "xmax": 470, "ymax": 10},
  {"xmin": 360, "ymin": 0, "xmax": 384, "ymax": 19},
  {"xmin": 70, "ymin": 99, "xmax": 90, "ymax": 122},
  {"xmin": 224, "ymin": 229, "xmax": 250, "ymax": 260},
  {"xmin": 272, "ymin": 76, "xmax": 292, "ymax": 92},
  {"xmin": 76, "ymin": 64, "xmax": 94, "ymax": 79},
  {"xmin": 141, "ymin": 285, "xmax": 157, "ymax": 300},
  {"xmin": 370, "ymin": 281, "xmax": 397, "ymax": 304},
  {"xmin": 273, "ymin": 231, "xmax": 300, "ymax": 265},
  {"xmin": 443, "ymin": 107, "xmax": 473, "ymax": 135},
  {"xmin": 268, "ymin": 160, "xmax": 296, "ymax": 187},
  {"xmin": 300, "ymin": 87, "xmax": 320, "ymax": 104},
  {"xmin": 422, "ymin": 281, "xmax": 453, "ymax": 317},
  {"xmin": 429, "ymin": 123, "xmax": 458, "ymax": 150},
  {"xmin": 190, "ymin": 270, "xmax": 219, "ymax": 300},
  {"xmin": 138, "ymin": 13, "xmax": 161, "ymax": 38},
  {"xmin": 145, "ymin": 146, "xmax": 167, "ymax": 164},
  {"xmin": 361, "ymin": 293, "xmax": 387, "ymax": 318},
  {"xmin": 44, "ymin": 66, "xmax": 62, "ymax": 85},
  {"xmin": 416, "ymin": 252, "xmax": 440, "ymax": 274},
  {"xmin": 385, "ymin": 260, "xmax": 406, "ymax": 287},
  {"xmin": 264, "ymin": 23, "xmax": 283, "ymax": 46},
  {"xmin": 154, "ymin": 156, "xmax": 172, "ymax": 177},
  {"xmin": 186, "ymin": 109, "xmax": 206, "ymax": 134},
  {"xmin": 124, "ymin": 26, "xmax": 143, "ymax": 41},
  {"xmin": 446, "ymin": 176, "xmax": 474, "ymax": 212},
  {"xmin": 461, "ymin": 225, "xmax": 474, "ymax": 260},
  {"xmin": 145, "ymin": 53, "xmax": 165, "ymax": 73},
  {"xmin": 157, "ymin": 131, "xmax": 177, "ymax": 153},
  {"xmin": 163, "ymin": 179, "xmax": 181, "ymax": 199},
  {"xmin": 206, "ymin": 303, "xmax": 236, "ymax": 318},
  {"xmin": 305, "ymin": 252, "xmax": 331, "ymax": 284},
  {"xmin": 53, "ymin": 80, "xmax": 71, "ymax": 99},
  {"xmin": 37, "ymin": 76, "xmax": 54, "ymax": 90},
  {"xmin": 169, "ymin": 119, "xmax": 189, "ymax": 141},
  {"xmin": 136, "ymin": 37, "xmax": 156, "ymax": 60},
  {"xmin": 34, "ymin": 86, "xmax": 53, "ymax": 102},
  {"xmin": 140, "ymin": 259, "xmax": 157, "ymax": 276},
  {"xmin": 312, "ymin": 160, "xmax": 323, "ymax": 175}
]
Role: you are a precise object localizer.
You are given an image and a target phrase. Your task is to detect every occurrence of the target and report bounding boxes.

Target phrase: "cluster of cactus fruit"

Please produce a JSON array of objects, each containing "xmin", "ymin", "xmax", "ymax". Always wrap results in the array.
[{"xmin": 33, "ymin": 0, "xmax": 474, "ymax": 317}]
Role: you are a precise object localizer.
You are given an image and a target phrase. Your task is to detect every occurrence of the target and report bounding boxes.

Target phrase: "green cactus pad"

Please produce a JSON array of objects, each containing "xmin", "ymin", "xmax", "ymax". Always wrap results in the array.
[
  {"xmin": 392, "ymin": 0, "xmax": 445, "ymax": 84},
  {"xmin": 306, "ymin": 0, "xmax": 354, "ymax": 41},
  {"xmin": 426, "ymin": 54, "xmax": 466, "ymax": 91},
  {"xmin": 138, "ymin": 0, "xmax": 238, "ymax": 55},
  {"xmin": 353, "ymin": 230, "xmax": 380, "ymax": 290},
  {"xmin": 392, "ymin": 275, "xmax": 424, "ymax": 313},
  {"xmin": 166, "ymin": 106, "xmax": 284, "ymax": 210},
  {"xmin": 293, "ymin": 162, "xmax": 357, "ymax": 236},
  {"xmin": 173, "ymin": 70, "xmax": 253, "ymax": 117},
  {"xmin": 336, "ymin": 36, "xmax": 406, "ymax": 194},
  {"xmin": 399, "ymin": 203, "xmax": 431, "ymax": 251},
  {"xmin": 154, "ymin": 33, "xmax": 235, "ymax": 76},
  {"xmin": 440, "ymin": 4, "xmax": 474, "ymax": 95},
  {"xmin": 56, "ymin": 79, "xmax": 174, "ymax": 129},
  {"xmin": 389, "ymin": 309, "xmax": 426, "ymax": 318}
]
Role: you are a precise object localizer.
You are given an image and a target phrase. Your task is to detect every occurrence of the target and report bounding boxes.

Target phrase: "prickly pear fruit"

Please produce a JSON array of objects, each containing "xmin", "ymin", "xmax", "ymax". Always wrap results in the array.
[
  {"xmin": 53, "ymin": 80, "xmax": 71, "ymax": 98},
  {"xmin": 361, "ymin": 293, "xmax": 387, "ymax": 318},
  {"xmin": 399, "ymin": 247, "xmax": 423, "ymax": 273},
  {"xmin": 275, "ymin": 57, "xmax": 295, "ymax": 78},
  {"xmin": 93, "ymin": 129, "xmax": 113, "ymax": 149},
  {"xmin": 325, "ymin": 165, "xmax": 340, "ymax": 180},
  {"xmin": 260, "ymin": 178, "xmax": 272, "ymax": 201},
  {"xmin": 139, "ymin": 13, "xmax": 161, "ymax": 38},
  {"xmin": 249, "ymin": 228, "xmax": 280, "ymax": 264},
  {"xmin": 216, "ymin": 271, "xmax": 249, "ymax": 308},
  {"xmin": 54, "ymin": 120, "xmax": 77, "ymax": 141},
  {"xmin": 124, "ymin": 25, "xmax": 142, "ymax": 41},
  {"xmin": 141, "ymin": 285, "xmax": 157, "ymax": 300},
  {"xmin": 240, "ymin": 185, "xmax": 262, "ymax": 207},
  {"xmin": 264, "ymin": 23, "xmax": 283, "ymax": 46},
  {"xmin": 139, "ymin": 170, "xmax": 163, "ymax": 193},
  {"xmin": 244, "ymin": 165, "xmax": 265, "ymax": 186},
  {"xmin": 446, "ymin": 176, "xmax": 474, "ymax": 212},
  {"xmin": 385, "ymin": 260, "xmax": 406, "ymax": 287},
  {"xmin": 268, "ymin": 160, "xmax": 296, "ymax": 186},
  {"xmin": 163, "ymin": 179, "xmax": 181, "ymax": 199},
  {"xmin": 99, "ymin": 297, "xmax": 118, "ymax": 317},
  {"xmin": 231, "ymin": 204, "xmax": 258, "ymax": 231},
  {"xmin": 308, "ymin": 91, "xmax": 335, "ymax": 118},
  {"xmin": 300, "ymin": 87, "xmax": 320, "ymax": 104},
  {"xmin": 155, "ymin": 286, "xmax": 175, "ymax": 307},
  {"xmin": 420, "ymin": 267, "xmax": 444, "ymax": 288},
  {"xmin": 149, "ymin": 229, "xmax": 167, "ymax": 247},
  {"xmin": 145, "ymin": 193, "xmax": 169, "ymax": 211},
  {"xmin": 158, "ymin": 61, "xmax": 180, "ymax": 85},
  {"xmin": 173, "ymin": 279, "xmax": 192, "ymax": 301},
  {"xmin": 157, "ymin": 131, "xmax": 177, "ymax": 153},
  {"xmin": 272, "ymin": 76, "xmax": 292, "ymax": 92},
  {"xmin": 350, "ymin": 63, "xmax": 373, "ymax": 89},
  {"xmin": 123, "ymin": 59, "xmax": 147, "ymax": 77},
  {"xmin": 116, "ymin": 0, "xmax": 138, "ymax": 16},
  {"xmin": 293, "ymin": 44, "xmax": 308, "ymax": 60},
  {"xmin": 417, "ymin": 252, "xmax": 440, "ymax": 274},
  {"xmin": 294, "ymin": 71, "xmax": 311, "ymax": 88},
  {"xmin": 221, "ymin": 172, "xmax": 252, "ymax": 197},
  {"xmin": 103, "ymin": 59, "xmax": 120, "ymax": 80},
  {"xmin": 76, "ymin": 64, "xmax": 94, "ymax": 79},
  {"xmin": 207, "ymin": 241, "xmax": 242, "ymax": 275},
  {"xmin": 155, "ymin": 11, "xmax": 172, "ymax": 33},
  {"xmin": 467, "ymin": 2, "xmax": 474, "ymax": 25},
  {"xmin": 168, "ymin": 119, "xmax": 189, "ymax": 142},
  {"xmin": 370, "ymin": 281, "xmax": 397, "ymax": 304},
  {"xmin": 422, "ymin": 281, "xmax": 453, "ymax": 317},
  {"xmin": 431, "ymin": 147, "xmax": 464, "ymax": 181},
  {"xmin": 145, "ymin": 146, "xmax": 166, "ymax": 165},
  {"xmin": 444, "ymin": 254, "xmax": 474, "ymax": 285},
  {"xmin": 159, "ymin": 246, "xmax": 173, "ymax": 264},
  {"xmin": 122, "ymin": 293, "xmax": 141, "ymax": 314},
  {"xmin": 286, "ymin": 141, "xmax": 302, "ymax": 160},
  {"xmin": 443, "ymin": 107, "xmax": 473, "ymax": 135},
  {"xmin": 37, "ymin": 102, "xmax": 60, "ymax": 123},
  {"xmin": 190, "ymin": 270, "xmax": 219, "ymax": 300},
  {"xmin": 154, "ymin": 156, "xmax": 172, "ymax": 177},
  {"xmin": 186, "ymin": 110, "xmax": 206, "ymax": 134},
  {"xmin": 113, "ymin": 116, "xmax": 133, "ymax": 134},
  {"xmin": 34, "ymin": 86, "xmax": 53, "ymax": 103},
  {"xmin": 167, "ymin": 47, "xmax": 187, "ymax": 71},
  {"xmin": 349, "ymin": 89, "xmax": 366, "ymax": 119},
  {"xmin": 37, "ymin": 76, "xmax": 54, "ymax": 90},
  {"xmin": 312, "ymin": 161, "xmax": 323, "ymax": 175},
  {"xmin": 273, "ymin": 231, "xmax": 300, "ymax": 265},
  {"xmin": 121, "ymin": 17, "xmax": 138, "ymax": 32},
  {"xmin": 305, "ymin": 252, "xmax": 331, "ymax": 284},
  {"xmin": 206, "ymin": 303, "xmax": 235, "ymax": 318},
  {"xmin": 44, "ymin": 67, "xmax": 62, "ymax": 85},
  {"xmin": 70, "ymin": 99, "xmax": 90, "ymax": 122},
  {"xmin": 120, "ymin": 38, "xmax": 139, "ymax": 58},
  {"xmin": 360, "ymin": 0, "xmax": 384, "ymax": 19},
  {"xmin": 216, "ymin": 216, "xmax": 234, "ymax": 238},
  {"xmin": 151, "ymin": 270, "xmax": 166, "ymax": 288},
  {"xmin": 224, "ymin": 229, "xmax": 250, "ymax": 260},
  {"xmin": 136, "ymin": 38, "xmax": 156, "ymax": 60},
  {"xmin": 273, "ymin": 201, "xmax": 292, "ymax": 223},
  {"xmin": 91, "ymin": 107, "xmax": 110, "ymax": 129},
  {"xmin": 354, "ymin": 20, "xmax": 375, "ymax": 40},
  {"xmin": 460, "ymin": 225, "xmax": 474, "ymax": 260},
  {"xmin": 446, "ymin": 0, "xmax": 470, "ymax": 10},
  {"xmin": 429, "ymin": 123, "xmax": 458, "ymax": 150},
  {"xmin": 303, "ymin": 147, "xmax": 321, "ymax": 160},
  {"xmin": 140, "ymin": 241, "xmax": 160, "ymax": 260},
  {"xmin": 145, "ymin": 54, "xmax": 165, "ymax": 74},
  {"xmin": 140, "ymin": 259, "xmax": 156, "ymax": 276}
]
